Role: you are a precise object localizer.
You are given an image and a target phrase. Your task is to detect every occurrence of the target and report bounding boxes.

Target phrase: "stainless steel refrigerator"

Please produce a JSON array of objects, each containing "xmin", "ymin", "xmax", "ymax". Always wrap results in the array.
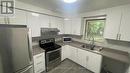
[{"xmin": 0, "ymin": 25, "xmax": 33, "ymax": 73}]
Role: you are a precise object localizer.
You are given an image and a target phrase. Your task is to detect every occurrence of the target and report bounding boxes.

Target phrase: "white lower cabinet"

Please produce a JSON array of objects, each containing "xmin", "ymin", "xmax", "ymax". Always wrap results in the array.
[
  {"xmin": 33, "ymin": 53, "xmax": 45, "ymax": 73},
  {"xmin": 87, "ymin": 51, "xmax": 102, "ymax": 73},
  {"xmin": 61, "ymin": 45, "xmax": 102, "ymax": 73}
]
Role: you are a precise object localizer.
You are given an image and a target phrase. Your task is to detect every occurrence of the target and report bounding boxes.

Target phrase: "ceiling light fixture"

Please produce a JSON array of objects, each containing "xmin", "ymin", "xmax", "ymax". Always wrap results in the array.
[
  {"xmin": 31, "ymin": 13, "xmax": 39, "ymax": 17},
  {"xmin": 63, "ymin": 0, "xmax": 77, "ymax": 3}
]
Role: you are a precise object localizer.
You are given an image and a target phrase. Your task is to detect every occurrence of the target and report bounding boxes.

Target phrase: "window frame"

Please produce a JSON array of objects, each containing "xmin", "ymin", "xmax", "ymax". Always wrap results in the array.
[{"xmin": 83, "ymin": 18, "xmax": 106, "ymax": 42}]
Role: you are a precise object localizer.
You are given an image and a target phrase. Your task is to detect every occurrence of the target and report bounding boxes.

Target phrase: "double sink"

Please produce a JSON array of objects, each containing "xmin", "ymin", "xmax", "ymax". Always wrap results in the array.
[{"xmin": 81, "ymin": 44, "xmax": 103, "ymax": 52}]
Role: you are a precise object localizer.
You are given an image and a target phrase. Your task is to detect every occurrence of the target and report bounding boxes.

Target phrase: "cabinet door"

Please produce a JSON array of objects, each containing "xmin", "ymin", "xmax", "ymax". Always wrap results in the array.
[
  {"xmin": 33, "ymin": 53, "xmax": 45, "ymax": 73},
  {"xmin": 27, "ymin": 12, "xmax": 40, "ymax": 37},
  {"xmin": 71, "ymin": 18, "xmax": 81, "ymax": 35},
  {"xmin": 57, "ymin": 18, "xmax": 64, "ymax": 34},
  {"xmin": 87, "ymin": 52, "xmax": 102, "ymax": 73},
  {"xmin": 120, "ymin": 5, "xmax": 130, "ymax": 41},
  {"xmin": 39, "ymin": 14, "xmax": 50, "ymax": 28},
  {"xmin": 50, "ymin": 16, "xmax": 57, "ymax": 28},
  {"xmin": 77, "ymin": 49, "xmax": 88, "ymax": 68},
  {"xmin": 104, "ymin": 6, "xmax": 123, "ymax": 40},
  {"xmin": 69, "ymin": 46, "xmax": 78, "ymax": 63},
  {"xmin": 64, "ymin": 20, "xmax": 72, "ymax": 34},
  {"xmin": 9, "ymin": 9, "xmax": 27, "ymax": 25},
  {"xmin": 61, "ymin": 45, "xmax": 71, "ymax": 61}
]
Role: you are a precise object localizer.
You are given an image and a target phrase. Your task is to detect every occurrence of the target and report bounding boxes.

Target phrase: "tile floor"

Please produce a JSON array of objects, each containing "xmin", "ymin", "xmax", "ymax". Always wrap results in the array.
[{"xmin": 43, "ymin": 59, "xmax": 93, "ymax": 73}]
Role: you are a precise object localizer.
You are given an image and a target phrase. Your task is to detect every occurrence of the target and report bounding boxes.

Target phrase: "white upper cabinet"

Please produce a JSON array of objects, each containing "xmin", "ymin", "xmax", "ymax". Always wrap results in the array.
[
  {"xmin": 104, "ymin": 6, "xmax": 123, "ymax": 40},
  {"xmin": 50, "ymin": 16, "xmax": 57, "ymax": 28},
  {"xmin": 56, "ymin": 18, "xmax": 64, "ymax": 34},
  {"xmin": 9, "ymin": 9, "xmax": 27, "ymax": 25},
  {"xmin": 71, "ymin": 18, "xmax": 82, "ymax": 35},
  {"xmin": 64, "ymin": 20, "xmax": 72, "ymax": 34},
  {"xmin": 27, "ymin": 12, "xmax": 41, "ymax": 37},
  {"xmin": 119, "ymin": 5, "xmax": 130, "ymax": 41},
  {"xmin": 63, "ymin": 18, "xmax": 82, "ymax": 35},
  {"xmin": 104, "ymin": 4, "xmax": 130, "ymax": 42},
  {"xmin": 39, "ymin": 14, "xmax": 50, "ymax": 28}
]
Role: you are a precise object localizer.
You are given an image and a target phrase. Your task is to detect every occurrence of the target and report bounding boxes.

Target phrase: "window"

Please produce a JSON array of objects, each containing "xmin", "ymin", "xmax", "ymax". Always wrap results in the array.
[{"xmin": 84, "ymin": 19, "xmax": 106, "ymax": 42}]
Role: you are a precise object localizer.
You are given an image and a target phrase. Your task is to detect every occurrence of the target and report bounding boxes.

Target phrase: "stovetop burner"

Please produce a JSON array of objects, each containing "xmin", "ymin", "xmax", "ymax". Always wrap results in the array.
[{"xmin": 39, "ymin": 38, "xmax": 61, "ymax": 52}]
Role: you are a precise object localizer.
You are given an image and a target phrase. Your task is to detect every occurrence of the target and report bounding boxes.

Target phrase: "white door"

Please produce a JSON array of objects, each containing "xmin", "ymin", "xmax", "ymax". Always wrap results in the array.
[
  {"xmin": 27, "ymin": 12, "xmax": 41, "ymax": 37},
  {"xmin": 69, "ymin": 46, "xmax": 78, "ymax": 63},
  {"xmin": 61, "ymin": 45, "xmax": 71, "ymax": 61},
  {"xmin": 104, "ymin": 6, "xmax": 123, "ymax": 40},
  {"xmin": 9, "ymin": 9, "xmax": 27, "ymax": 25},
  {"xmin": 87, "ymin": 52, "xmax": 102, "ymax": 73},
  {"xmin": 39, "ymin": 14, "xmax": 50, "ymax": 28},
  {"xmin": 119, "ymin": 5, "xmax": 130, "ymax": 41}
]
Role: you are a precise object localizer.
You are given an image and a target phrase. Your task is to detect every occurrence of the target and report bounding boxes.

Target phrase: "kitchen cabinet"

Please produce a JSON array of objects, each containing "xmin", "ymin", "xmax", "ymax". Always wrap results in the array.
[
  {"xmin": 104, "ymin": 4, "xmax": 130, "ymax": 41},
  {"xmin": 77, "ymin": 49, "xmax": 102, "ymax": 73},
  {"xmin": 119, "ymin": 5, "xmax": 130, "ymax": 41},
  {"xmin": 71, "ymin": 18, "xmax": 82, "ymax": 35},
  {"xmin": 61, "ymin": 45, "xmax": 71, "ymax": 61},
  {"xmin": 61, "ymin": 45, "xmax": 102, "ymax": 73},
  {"xmin": 64, "ymin": 18, "xmax": 81, "ymax": 35},
  {"xmin": 87, "ymin": 51, "xmax": 102, "ymax": 73},
  {"xmin": 64, "ymin": 20, "xmax": 72, "ymax": 34},
  {"xmin": 77, "ymin": 48, "xmax": 88, "ymax": 68},
  {"xmin": 50, "ymin": 16, "xmax": 64, "ymax": 34},
  {"xmin": 104, "ymin": 6, "xmax": 123, "ymax": 40},
  {"xmin": 9, "ymin": 9, "xmax": 27, "ymax": 25},
  {"xmin": 33, "ymin": 53, "xmax": 45, "ymax": 73},
  {"xmin": 69, "ymin": 46, "xmax": 78, "ymax": 63},
  {"xmin": 56, "ymin": 18, "xmax": 64, "ymax": 34},
  {"xmin": 39, "ymin": 14, "xmax": 50, "ymax": 28},
  {"xmin": 27, "ymin": 12, "xmax": 41, "ymax": 37},
  {"xmin": 50, "ymin": 16, "xmax": 57, "ymax": 28}
]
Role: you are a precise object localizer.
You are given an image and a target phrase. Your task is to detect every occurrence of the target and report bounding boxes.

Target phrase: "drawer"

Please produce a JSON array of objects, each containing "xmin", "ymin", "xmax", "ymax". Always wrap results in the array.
[
  {"xmin": 34, "ymin": 62, "xmax": 45, "ymax": 73},
  {"xmin": 33, "ymin": 53, "xmax": 45, "ymax": 64}
]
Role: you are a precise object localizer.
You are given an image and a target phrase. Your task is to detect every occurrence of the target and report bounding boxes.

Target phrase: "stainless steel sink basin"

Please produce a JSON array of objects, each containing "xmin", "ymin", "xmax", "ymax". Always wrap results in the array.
[
  {"xmin": 81, "ymin": 44, "xmax": 103, "ymax": 51},
  {"xmin": 81, "ymin": 44, "xmax": 95, "ymax": 50}
]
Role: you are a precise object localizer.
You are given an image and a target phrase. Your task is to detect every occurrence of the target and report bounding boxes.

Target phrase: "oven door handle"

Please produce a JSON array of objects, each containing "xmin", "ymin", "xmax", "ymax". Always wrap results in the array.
[{"xmin": 47, "ymin": 48, "xmax": 61, "ymax": 54}]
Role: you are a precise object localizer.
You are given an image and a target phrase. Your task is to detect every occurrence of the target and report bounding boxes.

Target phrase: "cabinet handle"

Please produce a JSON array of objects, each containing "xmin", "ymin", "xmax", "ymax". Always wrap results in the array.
[
  {"xmin": 116, "ymin": 34, "xmax": 119, "ymax": 40},
  {"xmin": 119, "ymin": 34, "xmax": 121, "ymax": 40}
]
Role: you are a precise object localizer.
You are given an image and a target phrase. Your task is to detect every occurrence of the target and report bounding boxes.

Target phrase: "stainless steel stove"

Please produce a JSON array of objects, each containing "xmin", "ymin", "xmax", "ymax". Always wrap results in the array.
[{"xmin": 39, "ymin": 38, "xmax": 61, "ymax": 72}]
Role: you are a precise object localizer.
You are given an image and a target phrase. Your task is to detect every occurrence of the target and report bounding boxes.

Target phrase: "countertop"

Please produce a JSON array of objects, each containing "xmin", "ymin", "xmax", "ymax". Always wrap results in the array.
[
  {"xmin": 32, "ymin": 41, "xmax": 130, "ymax": 64},
  {"xmin": 32, "ymin": 45, "xmax": 45, "ymax": 56},
  {"xmin": 56, "ymin": 41, "xmax": 130, "ymax": 64}
]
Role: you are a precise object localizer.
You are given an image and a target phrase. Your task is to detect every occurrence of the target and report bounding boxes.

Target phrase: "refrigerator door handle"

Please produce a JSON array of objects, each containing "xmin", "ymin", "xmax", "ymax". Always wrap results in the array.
[
  {"xmin": 27, "ymin": 29, "xmax": 33, "ymax": 63},
  {"xmin": 20, "ymin": 65, "xmax": 32, "ymax": 73}
]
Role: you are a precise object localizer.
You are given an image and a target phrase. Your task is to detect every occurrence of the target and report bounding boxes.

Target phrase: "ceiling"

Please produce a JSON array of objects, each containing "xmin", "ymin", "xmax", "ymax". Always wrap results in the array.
[{"xmin": 17, "ymin": 0, "xmax": 130, "ymax": 15}]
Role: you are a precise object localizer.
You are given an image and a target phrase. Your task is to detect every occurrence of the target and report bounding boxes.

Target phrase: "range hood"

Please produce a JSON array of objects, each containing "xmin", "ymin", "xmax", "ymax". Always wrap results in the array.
[
  {"xmin": 40, "ymin": 28, "xmax": 60, "ymax": 39},
  {"xmin": 41, "ymin": 28, "xmax": 60, "ymax": 33}
]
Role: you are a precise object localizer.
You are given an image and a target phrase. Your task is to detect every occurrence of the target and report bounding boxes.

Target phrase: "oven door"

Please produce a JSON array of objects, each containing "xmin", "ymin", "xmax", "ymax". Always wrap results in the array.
[
  {"xmin": 46, "ymin": 48, "xmax": 61, "ymax": 71},
  {"xmin": 46, "ymin": 48, "xmax": 61, "ymax": 63}
]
